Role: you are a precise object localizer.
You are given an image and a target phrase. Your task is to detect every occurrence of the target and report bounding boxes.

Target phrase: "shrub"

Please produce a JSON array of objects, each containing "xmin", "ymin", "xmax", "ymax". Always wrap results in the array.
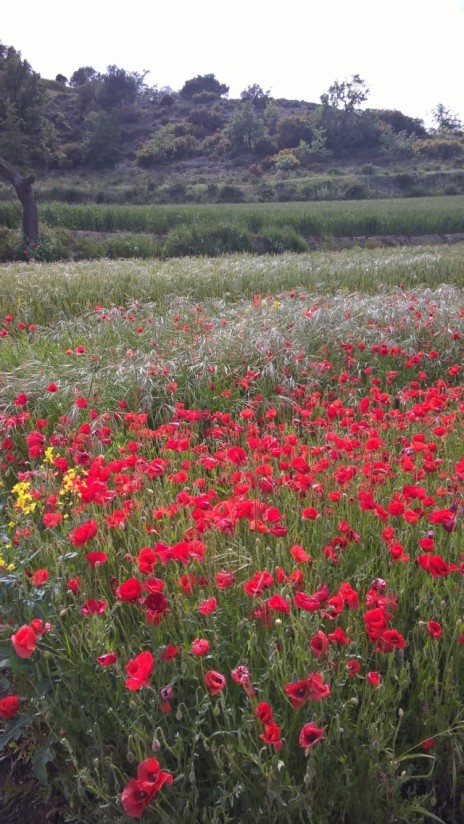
[
  {"xmin": 59, "ymin": 142, "xmax": 83, "ymax": 168},
  {"xmin": 273, "ymin": 149, "xmax": 301, "ymax": 171},
  {"xmin": 414, "ymin": 138, "xmax": 464, "ymax": 160},
  {"xmin": 180, "ymin": 74, "xmax": 229, "ymax": 99},
  {"xmin": 136, "ymin": 127, "xmax": 199, "ymax": 166},
  {"xmin": 260, "ymin": 226, "xmax": 308, "ymax": 252},
  {"xmin": 192, "ymin": 91, "xmax": 219, "ymax": 105},
  {"xmin": 216, "ymin": 184, "xmax": 245, "ymax": 203},
  {"xmin": 163, "ymin": 224, "xmax": 252, "ymax": 257}
]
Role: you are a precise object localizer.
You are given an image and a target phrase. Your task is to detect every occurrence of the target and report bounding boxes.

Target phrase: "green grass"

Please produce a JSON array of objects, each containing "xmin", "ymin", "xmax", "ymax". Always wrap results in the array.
[
  {"xmin": 2, "ymin": 195, "xmax": 464, "ymax": 240},
  {"xmin": 1, "ymin": 244, "xmax": 464, "ymax": 328}
]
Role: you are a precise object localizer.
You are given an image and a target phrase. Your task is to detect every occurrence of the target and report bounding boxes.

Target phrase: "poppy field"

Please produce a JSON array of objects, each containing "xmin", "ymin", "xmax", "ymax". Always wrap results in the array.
[{"xmin": 0, "ymin": 247, "xmax": 463, "ymax": 823}]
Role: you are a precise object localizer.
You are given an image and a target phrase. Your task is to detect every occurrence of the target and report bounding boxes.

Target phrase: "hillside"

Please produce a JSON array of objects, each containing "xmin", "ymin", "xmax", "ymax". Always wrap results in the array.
[{"xmin": 1, "ymin": 43, "xmax": 464, "ymax": 205}]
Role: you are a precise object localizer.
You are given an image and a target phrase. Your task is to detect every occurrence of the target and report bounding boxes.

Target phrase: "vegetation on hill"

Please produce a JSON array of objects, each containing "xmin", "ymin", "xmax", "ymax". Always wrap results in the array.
[{"xmin": 1, "ymin": 41, "xmax": 464, "ymax": 206}]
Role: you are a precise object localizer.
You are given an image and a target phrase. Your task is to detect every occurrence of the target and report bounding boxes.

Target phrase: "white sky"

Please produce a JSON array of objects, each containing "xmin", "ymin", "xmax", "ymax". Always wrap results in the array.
[{"xmin": 2, "ymin": 0, "xmax": 464, "ymax": 126}]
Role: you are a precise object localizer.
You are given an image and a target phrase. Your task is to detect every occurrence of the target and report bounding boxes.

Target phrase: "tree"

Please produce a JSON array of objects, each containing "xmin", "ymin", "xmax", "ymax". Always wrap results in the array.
[
  {"xmin": 276, "ymin": 114, "xmax": 313, "ymax": 149},
  {"xmin": 97, "ymin": 65, "xmax": 147, "ymax": 114},
  {"xmin": 82, "ymin": 111, "xmax": 121, "ymax": 168},
  {"xmin": 374, "ymin": 109, "xmax": 426, "ymax": 138},
  {"xmin": 0, "ymin": 155, "xmax": 38, "ymax": 247},
  {"xmin": 225, "ymin": 101, "xmax": 269, "ymax": 154},
  {"xmin": 320, "ymin": 74, "xmax": 369, "ymax": 112},
  {"xmin": 431, "ymin": 103, "xmax": 463, "ymax": 134},
  {"xmin": 69, "ymin": 66, "xmax": 99, "ymax": 87},
  {"xmin": 180, "ymin": 74, "xmax": 229, "ymax": 99},
  {"xmin": 0, "ymin": 43, "xmax": 58, "ymax": 168},
  {"xmin": 240, "ymin": 84, "xmax": 270, "ymax": 110}
]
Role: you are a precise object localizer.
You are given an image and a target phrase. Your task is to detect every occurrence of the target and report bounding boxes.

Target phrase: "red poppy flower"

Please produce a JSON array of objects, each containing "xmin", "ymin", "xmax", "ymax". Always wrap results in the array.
[
  {"xmin": 421, "ymin": 738, "xmax": 435, "ymax": 751},
  {"xmin": 230, "ymin": 665, "xmax": 250, "ymax": 685},
  {"xmin": 255, "ymin": 702, "xmax": 273, "ymax": 724},
  {"xmin": 375, "ymin": 629, "xmax": 406, "ymax": 652},
  {"xmin": 136, "ymin": 757, "xmax": 174, "ymax": 793},
  {"xmin": 125, "ymin": 651, "xmax": 154, "ymax": 691},
  {"xmin": 307, "ymin": 672, "xmax": 331, "ymax": 701},
  {"xmin": 204, "ymin": 670, "xmax": 226, "ymax": 695},
  {"xmin": 0, "ymin": 695, "xmax": 20, "ymax": 719},
  {"xmin": 289, "ymin": 544, "xmax": 312, "ymax": 564},
  {"xmin": 159, "ymin": 644, "xmax": 180, "ymax": 660},
  {"xmin": 346, "ymin": 659, "xmax": 361, "ymax": 677},
  {"xmin": 191, "ymin": 638, "xmax": 210, "ymax": 656},
  {"xmin": 30, "ymin": 618, "xmax": 52, "ymax": 638},
  {"xmin": 86, "ymin": 551, "xmax": 108, "ymax": 568},
  {"xmin": 293, "ymin": 591, "xmax": 321, "ymax": 612},
  {"xmin": 80, "ymin": 598, "xmax": 107, "ymax": 616},
  {"xmin": 259, "ymin": 721, "xmax": 283, "ymax": 750},
  {"xmin": 68, "ymin": 518, "xmax": 98, "ymax": 547},
  {"xmin": 215, "ymin": 570, "xmax": 236, "ymax": 588},
  {"xmin": 426, "ymin": 621, "xmax": 442, "ymax": 639},
  {"xmin": 31, "ymin": 569, "xmax": 49, "ymax": 587},
  {"xmin": 11, "ymin": 625, "xmax": 37, "ymax": 658},
  {"xmin": 42, "ymin": 512, "xmax": 63, "ymax": 528},
  {"xmin": 198, "ymin": 597, "xmax": 217, "ymax": 614},
  {"xmin": 417, "ymin": 555, "xmax": 457, "ymax": 577},
  {"xmin": 96, "ymin": 652, "xmax": 118, "ymax": 667},
  {"xmin": 284, "ymin": 679, "xmax": 311, "ymax": 709},
  {"xmin": 298, "ymin": 722, "xmax": 325, "ymax": 749},
  {"xmin": 309, "ymin": 631, "xmax": 329, "ymax": 658},
  {"xmin": 366, "ymin": 671, "xmax": 382, "ymax": 686},
  {"xmin": 116, "ymin": 578, "xmax": 143, "ymax": 602},
  {"xmin": 67, "ymin": 576, "xmax": 81, "ymax": 594},
  {"xmin": 267, "ymin": 594, "xmax": 290, "ymax": 614},
  {"xmin": 328, "ymin": 627, "xmax": 351, "ymax": 646},
  {"xmin": 121, "ymin": 778, "xmax": 157, "ymax": 817}
]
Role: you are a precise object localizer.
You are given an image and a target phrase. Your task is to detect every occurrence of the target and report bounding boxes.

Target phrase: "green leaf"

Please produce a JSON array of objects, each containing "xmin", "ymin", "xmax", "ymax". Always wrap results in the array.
[
  {"xmin": 32, "ymin": 742, "xmax": 56, "ymax": 784},
  {"xmin": 407, "ymin": 806, "xmax": 446, "ymax": 823},
  {"xmin": 0, "ymin": 715, "xmax": 31, "ymax": 751}
]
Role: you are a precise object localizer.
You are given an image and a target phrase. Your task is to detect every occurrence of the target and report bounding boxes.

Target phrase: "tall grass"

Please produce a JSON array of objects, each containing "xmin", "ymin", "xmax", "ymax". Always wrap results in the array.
[
  {"xmin": 1, "ymin": 245, "xmax": 464, "ymax": 328},
  {"xmin": 2, "ymin": 196, "xmax": 464, "ymax": 238}
]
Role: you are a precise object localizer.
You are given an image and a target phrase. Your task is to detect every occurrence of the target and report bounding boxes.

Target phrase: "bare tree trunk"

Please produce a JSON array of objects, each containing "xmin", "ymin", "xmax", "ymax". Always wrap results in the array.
[{"xmin": 0, "ymin": 155, "xmax": 39, "ymax": 248}]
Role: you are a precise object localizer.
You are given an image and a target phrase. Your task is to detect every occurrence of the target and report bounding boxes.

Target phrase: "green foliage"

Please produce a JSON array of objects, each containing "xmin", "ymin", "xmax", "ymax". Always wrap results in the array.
[
  {"xmin": 188, "ymin": 106, "xmax": 224, "ymax": 136},
  {"xmin": 0, "ymin": 42, "xmax": 59, "ymax": 167},
  {"xmin": 295, "ymin": 128, "xmax": 331, "ymax": 163},
  {"xmin": 313, "ymin": 105, "xmax": 382, "ymax": 155},
  {"xmin": 97, "ymin": 65, "xmax": 147, "ymax": 114},
  {"xmin": 191, "ymin": 90, "xmax": 219, "ymax": 105},
  {"xmin": 375, "ymin": 109, "xmax": 427, "ymax": 138},
  {"xmin": 180, "ymin": 73, "xmax": 229, "ymax": 99},
  {"xmin": 69, "ymin": 66, "xmax": 99, "ymax": 87},
  {"xmin": 431, "ymin": 103, "xmax": 463, "ymax": 134},
  {"xmin": 163, "ymin": 223, "xmax": 252, "ymax": 256},
  {"xmin": 59, "ymin": 142, "xmax": 83, "ymax": 168},
  {"xmin": 82, "ymin": 111, "xmax": 122, "ymax": 168},
  {"xmin": 414, "ymin": 138, "xmax": 464, "ymax": 161},
  {"xmin": 378, "ymin": 125, "xmax": 416, "ymax": 159},
  {"xmin": 226, "ymin": 102, "xmax": 271, "ymax": 155},
  {"xmin": 259, "ymin": 225, "xmax": 307, "ymax": 252},
  {"xmin": 136, "ymin": 125, "xmax": 199, "ymax": 166},
  {"xmin": 276, "ymin": 114, "xmax": 313, "ymax": 149},
  {"xmin": 240, "ymin": 84, "xmax": 271, "ymax": 109},
  {"xmin": 320, "ymin": 73, "xmax": 370, "ymax": 111},
  {"xmin": 272, "ymin": 149, "xmax": 301, "ymax": 171}
]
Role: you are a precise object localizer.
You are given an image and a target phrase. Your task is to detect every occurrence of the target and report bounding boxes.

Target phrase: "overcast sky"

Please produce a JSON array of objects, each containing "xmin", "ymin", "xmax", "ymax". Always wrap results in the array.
[{"xmin": 2, "ymin": 0, "xmax": 464, "ymax": 126}]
